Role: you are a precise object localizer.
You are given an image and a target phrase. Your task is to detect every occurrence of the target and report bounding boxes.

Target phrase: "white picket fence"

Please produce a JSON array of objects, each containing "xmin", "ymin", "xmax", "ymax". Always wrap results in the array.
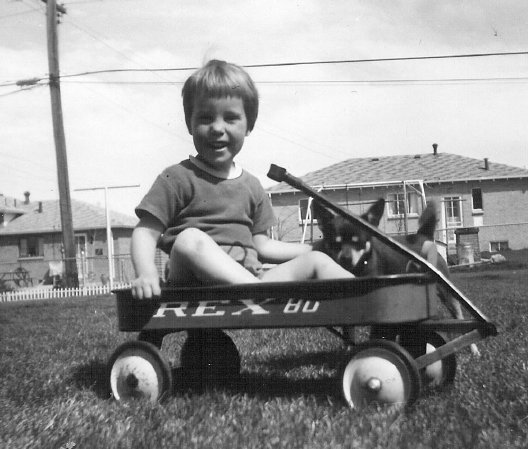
[{"xmin": 0, "ymin": 282, "xmax": 132, "ymax": 303}]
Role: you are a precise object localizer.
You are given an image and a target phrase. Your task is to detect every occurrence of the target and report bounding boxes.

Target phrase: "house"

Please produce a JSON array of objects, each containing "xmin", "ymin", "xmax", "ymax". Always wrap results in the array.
[
  {"xmin": 267, "ymin": 147, "xmax": 528, "ymax": 261},
  {"xmin": 0, "ymin": 192, "xmax": 138, "ymax": 286}
]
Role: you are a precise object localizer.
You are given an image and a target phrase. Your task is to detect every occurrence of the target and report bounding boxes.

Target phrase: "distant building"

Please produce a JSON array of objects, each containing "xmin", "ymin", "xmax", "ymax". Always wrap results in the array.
[
  {"xmin": 0, "ymin": 193, "xmax": 138, "ymax": 286},
  {"xmin": 267, "ymin": 148, "xmax": 528, "ymax": 259}
]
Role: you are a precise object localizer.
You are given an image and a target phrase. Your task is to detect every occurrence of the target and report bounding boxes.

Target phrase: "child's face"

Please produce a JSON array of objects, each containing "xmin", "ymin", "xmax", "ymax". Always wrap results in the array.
[{"xmin": 190, "ymin": 95, "xmax": 250, "ymax": 172}]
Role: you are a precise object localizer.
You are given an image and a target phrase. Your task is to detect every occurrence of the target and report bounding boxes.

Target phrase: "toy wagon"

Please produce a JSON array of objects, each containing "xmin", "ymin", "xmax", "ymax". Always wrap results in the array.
[{"xmin": 107, "ymin": 165, "xmax": 497, "ymax": 409}]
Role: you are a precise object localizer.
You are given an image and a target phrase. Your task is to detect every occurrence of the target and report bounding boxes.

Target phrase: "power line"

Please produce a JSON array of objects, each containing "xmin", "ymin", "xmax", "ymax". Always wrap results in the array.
[
  {"xmin": 63, "ymin": 18, "xmax": 170, "ymax": 79},
  {"xmin": 3, "ymin": 50, "xmax": 528, "ymax": 88},
  {"xmin": 23, "ymin": 0, "xmax": 46, "ymax": 14},
  {"xmin": 68, "ymin": 82, "xmax": 191, "ymax": 143},
  {"xmin": 57, "ymin": 50, "xmax": 528, "ymax": 79},
  {"xmin": 57, "ymin": 76, "xmax": 528, "ymax": 86},
  {"xmin": 0, "ymin": 84, "xmax": 43, "ymax": 98},
  {"xmin": 0, "ymin": 8, "xmax": 40, "ymax": 20},
  {"xmin": 58, "ymin": 8, "xmax": 176, "ymax": 83},
  {"xmin": 5, "ymin": 75, "xmax": 528, "ymax": 91}
]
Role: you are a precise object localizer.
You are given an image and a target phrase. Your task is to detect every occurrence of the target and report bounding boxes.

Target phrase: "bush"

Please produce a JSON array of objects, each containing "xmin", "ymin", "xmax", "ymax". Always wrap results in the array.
[{"xmin": 0, "ymin": 279, "xmax": 14, "ymax": 293}]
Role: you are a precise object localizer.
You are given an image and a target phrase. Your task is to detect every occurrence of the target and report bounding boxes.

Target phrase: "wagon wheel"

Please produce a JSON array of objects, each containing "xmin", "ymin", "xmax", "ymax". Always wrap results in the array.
[
  {"xmin": 180, "ymin": 329, "xmax": 241, "ymax": 384},
  {"xmin": 397, "ymin": 329, "xmax": 456, "ymax": 388},
  {"xmin": 341, "ymin": 339, "xmax": 421, "ymax": 410},
  {"xmin": 420, "ymin": 332, "xmax": 457, "ymax": 388},
  {"xmin": 108, "ymin": 340, "xmax": 172, "ymax": 403}
]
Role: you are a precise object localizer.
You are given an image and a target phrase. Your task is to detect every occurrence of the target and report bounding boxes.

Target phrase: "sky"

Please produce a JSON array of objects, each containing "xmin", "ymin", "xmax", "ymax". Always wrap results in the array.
[{"xmin": 1, "ymin": 0, "xmax": 528, "ymax": 217}]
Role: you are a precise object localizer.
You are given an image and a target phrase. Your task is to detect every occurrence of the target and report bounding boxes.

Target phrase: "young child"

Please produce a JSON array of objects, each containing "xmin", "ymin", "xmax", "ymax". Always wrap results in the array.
[{"xmin": 131, "ymin": 60, "xmax": 353, "ymax": 300}]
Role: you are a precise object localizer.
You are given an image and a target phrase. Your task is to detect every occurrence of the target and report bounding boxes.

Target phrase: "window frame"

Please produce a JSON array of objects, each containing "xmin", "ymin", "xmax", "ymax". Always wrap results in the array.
[
  {"xmin": 471, "ymin": 188, "xmax": 484, "ymax": 213},
  {"xmin": 18, "ymin": 235, "xmax": 44, "ymax": 259},
  {"xmin": 387, "ymin": 192, "xmax": 420, "ymax": 218},
  {"xmin": 489, "ymin": 241, "xmax": 509, "ymax": 252}
]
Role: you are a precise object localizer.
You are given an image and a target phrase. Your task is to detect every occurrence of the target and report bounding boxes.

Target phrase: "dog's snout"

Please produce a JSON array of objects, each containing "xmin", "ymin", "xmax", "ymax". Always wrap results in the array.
[
  {"xmin": 351, "ymin": 249, "xmax": 366, "ymax": 267},
  {"xmin": 337, "ymin": 245, "xmax": 366, "ymax": 271}
]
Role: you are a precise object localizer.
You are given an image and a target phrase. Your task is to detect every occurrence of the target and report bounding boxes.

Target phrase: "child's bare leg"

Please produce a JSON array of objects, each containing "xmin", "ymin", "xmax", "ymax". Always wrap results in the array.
[
  {"xmin": 261, "ymin": 251, "xmax": 354, "ymax": 282},
  {"xmin": 169, "ymin": 227, "xmax": 259, "ymax": 284}
]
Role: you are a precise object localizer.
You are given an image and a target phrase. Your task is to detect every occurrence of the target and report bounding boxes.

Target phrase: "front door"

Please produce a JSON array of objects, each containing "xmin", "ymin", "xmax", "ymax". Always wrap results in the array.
[{"xmin": 75, "ymin": 234, "xmax": 88, "ymax": 281}]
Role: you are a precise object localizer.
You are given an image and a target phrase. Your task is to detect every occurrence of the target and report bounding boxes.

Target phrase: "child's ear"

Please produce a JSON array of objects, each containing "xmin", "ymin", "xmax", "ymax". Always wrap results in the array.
[
  {"xmin": 245, "ymin": 128, "xmax": 251, "ymax": 136},
  {"xmin": 185, "ymin": 117, "xmax": 193, "ymax": 135}
]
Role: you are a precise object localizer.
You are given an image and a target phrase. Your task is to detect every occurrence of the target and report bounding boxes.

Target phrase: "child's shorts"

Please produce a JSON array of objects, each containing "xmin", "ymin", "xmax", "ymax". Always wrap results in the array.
[{"xmin": 220, "ymin": 244, "xmax": 266, "ymax": 278}]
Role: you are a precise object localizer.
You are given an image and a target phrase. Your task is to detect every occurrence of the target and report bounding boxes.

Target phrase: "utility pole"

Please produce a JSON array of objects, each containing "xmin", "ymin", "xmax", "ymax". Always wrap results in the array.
[
  {"xmin": 46, "ymin": 0, "xmax": 78, "ymax": 287},
  {"xmin": 75, "ymin": 185, "xmax": 140, "ymax": 291}
]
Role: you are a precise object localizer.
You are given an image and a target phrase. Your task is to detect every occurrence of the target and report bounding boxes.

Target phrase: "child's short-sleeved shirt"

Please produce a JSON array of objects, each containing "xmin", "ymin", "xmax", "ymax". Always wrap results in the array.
[{"xmin": 135, "ymin": 158, "xmax": 276, "ymax": 274}]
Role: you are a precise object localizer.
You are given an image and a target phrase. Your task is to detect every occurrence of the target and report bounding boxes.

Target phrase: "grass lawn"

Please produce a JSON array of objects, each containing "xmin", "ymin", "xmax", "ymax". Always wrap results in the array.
[{"xmin": 1, "ymin": 265, "xmax": 527, "ymax": 448}]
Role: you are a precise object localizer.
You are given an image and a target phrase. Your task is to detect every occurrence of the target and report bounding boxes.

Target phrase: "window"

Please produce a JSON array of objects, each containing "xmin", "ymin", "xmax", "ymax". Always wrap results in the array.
[
  {"xmin": 445, "ymin": 197, "xmax": 462, "ymax": 224},
  {"xmin": 472, "ymin": 188, "xmax": 483, "ymax": 211},
  {"xmin": 490, "ymin": 241, "xmax": 509, "ymax": 252},
  {"xmin": 298, "ymin": 198, "xmax": 316, "ymax": 224},
  {"xmin": 387, "ymin": 193, "xmax": 419, "ymax": 217},
  {"xmin": 443, "ymin": 196, "xmax": 463, "ymax": 244},
  {"xmin": 19, "ymin": 236, "xmax": 44, "ymax": 258}
]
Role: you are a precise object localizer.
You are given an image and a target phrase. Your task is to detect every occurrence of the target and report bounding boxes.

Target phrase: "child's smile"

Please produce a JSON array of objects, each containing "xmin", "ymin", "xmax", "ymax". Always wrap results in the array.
[{"xmin": 190, "ymin": 96, "xmax": 250, "ymax": 174}]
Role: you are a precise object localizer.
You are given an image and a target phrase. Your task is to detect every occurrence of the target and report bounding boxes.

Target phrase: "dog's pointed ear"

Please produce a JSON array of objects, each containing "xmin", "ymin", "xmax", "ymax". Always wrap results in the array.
[
  {"xmin": 417, "ymin": 201, "xmax": 438, "ymax": 240},
  {"xmin": 312, "ymin": 201, "xmax": 335, "ymax": 222},
  {"xmin": 362, "ymin": 198, "xmax": 385, "ymax": 226}
]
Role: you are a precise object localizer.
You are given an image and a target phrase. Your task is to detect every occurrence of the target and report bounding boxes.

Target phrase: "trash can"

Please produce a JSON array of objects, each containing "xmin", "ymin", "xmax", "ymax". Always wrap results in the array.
[
  {"xmin": 457, "ymin": 242, "xmax": 475, "ymax": 266},
  {"xmin": 455, "ymin": 227, "xmax": 480, "ymax": 266}
]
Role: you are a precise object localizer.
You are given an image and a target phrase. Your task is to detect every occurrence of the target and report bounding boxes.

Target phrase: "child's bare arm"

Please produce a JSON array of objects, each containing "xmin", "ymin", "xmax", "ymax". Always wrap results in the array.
[
  {"xmin": 253, "ymin": 232, "xmax": 312, "ymax": 263},
  {"xmin": 131, "ymin": 215, "xmax": 165, "ymax": 299}
]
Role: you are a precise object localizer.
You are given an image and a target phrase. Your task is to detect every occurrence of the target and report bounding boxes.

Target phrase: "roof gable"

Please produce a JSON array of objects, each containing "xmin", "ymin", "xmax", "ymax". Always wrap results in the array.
[
  {"xmin": 267, "ymin": 153, "xmax": 528, "ymax": 192},
  {"xmin": 0, "ymin": 199, "xmax": 137, "ymax": 235}
]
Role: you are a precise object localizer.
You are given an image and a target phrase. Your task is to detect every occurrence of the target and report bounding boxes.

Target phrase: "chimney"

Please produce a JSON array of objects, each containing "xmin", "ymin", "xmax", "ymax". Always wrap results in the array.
[
  {"xmin": 24, "ymin": 191, "xmax": 30, "ymax": 204},
  {"xmin": 484, "ymin": 158, "xmax": 489, "ymax": 170},
  {"xmin": 432, "ymin": 143, "xmax": 438, "ymax": 156},
  {"xmin": 38, "ymin": 201, "xmax": 43, "ymax": 213}
]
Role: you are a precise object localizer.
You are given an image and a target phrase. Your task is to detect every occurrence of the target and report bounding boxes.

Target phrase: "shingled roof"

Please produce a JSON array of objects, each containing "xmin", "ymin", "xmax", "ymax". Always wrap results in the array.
[
  {"xmin": 0, "ymin": 195, "xmax": 34, "ymax": 214},
  {"xmin": 0, "ymin": 199, "xmax": 137, "ymax": 236},
  {"xmin": 267, "ymin": 152, "xmax": 528, "ymax": 193}
]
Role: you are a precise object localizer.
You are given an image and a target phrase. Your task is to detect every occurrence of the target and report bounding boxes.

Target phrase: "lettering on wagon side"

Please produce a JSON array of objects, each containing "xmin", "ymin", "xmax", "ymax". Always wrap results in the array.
[
  {"xmin": 153, "ymin": 301, "xmax": 189, "ymax": 317},
  {"xmin": 231, "ymin": 299, "xmax": 273, "ymax": 315},
  {"xmin": 152, "ymin": 298, "xmax": 319, "ymax": 318},
  {"xmin": 193, "ymin": 300, "xmax": 230, "ymax": 317},
  {"xmin": 283, "ymin": 299, "xmax": 320, "ymax": 313}
]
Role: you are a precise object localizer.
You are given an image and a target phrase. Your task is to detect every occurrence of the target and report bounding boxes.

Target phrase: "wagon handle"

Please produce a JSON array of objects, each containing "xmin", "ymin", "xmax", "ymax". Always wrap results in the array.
[{"xmin": 267, "ymin": 164, "xmax": 497, "ymax": 335}]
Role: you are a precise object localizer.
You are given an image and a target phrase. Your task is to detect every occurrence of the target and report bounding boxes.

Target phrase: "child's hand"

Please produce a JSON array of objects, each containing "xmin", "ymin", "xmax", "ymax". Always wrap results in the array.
[{"xmin": 132, "ymin": 273, "xmax": 161, "ymax": 299}]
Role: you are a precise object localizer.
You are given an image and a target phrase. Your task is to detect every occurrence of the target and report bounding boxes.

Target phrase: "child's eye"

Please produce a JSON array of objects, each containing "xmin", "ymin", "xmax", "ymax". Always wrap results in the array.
[
  {"xmin": 196, "ymin": 113, "xmax": 213, "ymax": 123},
  {"xmin": 224, "ymin": 113, "xmax": 241, "ymax": 123}
]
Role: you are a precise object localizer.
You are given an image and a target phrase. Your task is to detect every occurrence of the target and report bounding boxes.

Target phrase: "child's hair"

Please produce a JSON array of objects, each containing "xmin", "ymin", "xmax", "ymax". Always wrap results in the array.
[{"xmin": 182, "ymin": 60, "xmax": 259, "ymax": 132}]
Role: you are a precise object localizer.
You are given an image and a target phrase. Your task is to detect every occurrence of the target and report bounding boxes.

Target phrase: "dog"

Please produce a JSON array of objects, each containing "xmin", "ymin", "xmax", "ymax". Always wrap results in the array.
[{"xmin": 313, "ymin": 198, "xmax": 480, "ymax": 356}]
